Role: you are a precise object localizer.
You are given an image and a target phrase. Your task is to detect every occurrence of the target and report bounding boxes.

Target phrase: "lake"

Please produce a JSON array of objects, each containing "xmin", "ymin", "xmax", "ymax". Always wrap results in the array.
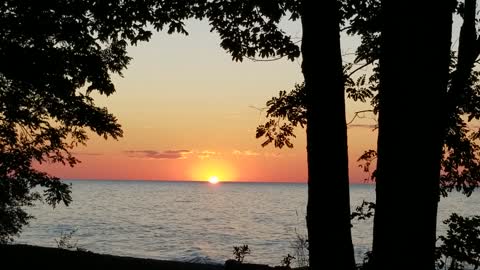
[{"xmin": 16, "ymin": 180, "xmax": 479, "ymax": 266}]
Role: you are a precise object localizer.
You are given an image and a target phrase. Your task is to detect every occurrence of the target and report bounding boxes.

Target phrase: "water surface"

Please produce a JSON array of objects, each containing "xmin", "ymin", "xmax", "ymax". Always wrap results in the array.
[{"xmin": 17, "ymin": 181, "xmax": 479, "ymax": 265}]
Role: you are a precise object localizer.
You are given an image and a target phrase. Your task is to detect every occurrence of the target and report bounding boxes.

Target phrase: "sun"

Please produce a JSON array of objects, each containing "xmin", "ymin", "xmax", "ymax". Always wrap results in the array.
[{"xmin": 208, "ymin": 176, "xmax": 219, "ymax": 184}]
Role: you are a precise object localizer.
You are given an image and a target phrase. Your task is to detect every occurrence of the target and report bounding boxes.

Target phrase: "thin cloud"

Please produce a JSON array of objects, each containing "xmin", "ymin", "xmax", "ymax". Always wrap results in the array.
[
  {"xmin": 71, "ymin": 152, "xmax": 103, "ymax": 156},
  {"xmin": 197, "ymin": 150, "xmax": 217, "ymax": 160},
  {"xmin": 125, "ymin": 150, "xmax": 191, "ymax": 160},
  {"xmin": 232, "ymin": 150, "xmax": 260, "ymax": 156}
]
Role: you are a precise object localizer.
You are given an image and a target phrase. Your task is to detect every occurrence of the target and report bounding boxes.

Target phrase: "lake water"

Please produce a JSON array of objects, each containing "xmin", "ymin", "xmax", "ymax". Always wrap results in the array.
[{"xmin": 16, "ymin": 180, "xmax": 479, "ymax": 266}]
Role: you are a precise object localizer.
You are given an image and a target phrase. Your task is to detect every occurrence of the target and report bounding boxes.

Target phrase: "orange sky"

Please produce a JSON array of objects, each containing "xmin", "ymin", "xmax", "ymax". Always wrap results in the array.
[{"xmin": 38, "ymin": 20, "xmax": 377, "ymax": 183}]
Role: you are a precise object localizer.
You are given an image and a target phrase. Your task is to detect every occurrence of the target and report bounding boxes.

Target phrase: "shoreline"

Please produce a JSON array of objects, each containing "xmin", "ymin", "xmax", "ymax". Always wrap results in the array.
[
  {"xmin": 1, "ymin": 244, "xmax": 226, "ymax": 270},
  {"xmin": 1, "ymin": 244, "xmax": 291, "ymax": 270}
]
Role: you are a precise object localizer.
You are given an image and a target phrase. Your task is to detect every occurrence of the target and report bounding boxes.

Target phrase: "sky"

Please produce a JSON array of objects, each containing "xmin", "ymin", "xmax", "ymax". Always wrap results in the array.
[{"xmin": 39, "ymin": 20, "xmax": 377, "ymax": 183}]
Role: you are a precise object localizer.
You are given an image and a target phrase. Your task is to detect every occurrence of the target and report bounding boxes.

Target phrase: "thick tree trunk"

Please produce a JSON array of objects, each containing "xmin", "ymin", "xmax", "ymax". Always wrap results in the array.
[
  {"xmin": 371, "ymin": 2, "xmax": 453, "ymax": 270},
  {"xmin": 301, "ymin": 1, "xmax": 355, "ymax": 270}
]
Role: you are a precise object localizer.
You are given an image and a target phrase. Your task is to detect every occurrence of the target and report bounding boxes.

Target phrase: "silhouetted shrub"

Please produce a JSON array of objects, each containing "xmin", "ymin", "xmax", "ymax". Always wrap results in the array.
[
  {"xmin": 356, "ymin": 251, "xmax": 373, "ymax": 270},
  {"xmin": 436, "ymin": 213, "xmax": 480, "ymax": 270},
  {"xmin": 350, "ymin": 200, "xmax": 375, "ymax": 223},
  {"xmin": 280, "ymin": 254, "xmax": 295, "ymax": 268},
  {"xmin": 55, "ymin": 229, "xmax": 78, "ymax": 250},
  {"xmin": 232, "ymin": 245, "xmax": 251, "ymax": 263},
  {"xmin": 290, "ymin": 231, "xmax": 309, "ymax": 268}
]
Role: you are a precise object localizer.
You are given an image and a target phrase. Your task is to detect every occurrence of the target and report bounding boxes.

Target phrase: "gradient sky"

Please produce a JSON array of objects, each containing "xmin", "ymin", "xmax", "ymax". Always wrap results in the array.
[{"xmin": 40, "ymin": 20, "xmax": 377, "ymax": 183}]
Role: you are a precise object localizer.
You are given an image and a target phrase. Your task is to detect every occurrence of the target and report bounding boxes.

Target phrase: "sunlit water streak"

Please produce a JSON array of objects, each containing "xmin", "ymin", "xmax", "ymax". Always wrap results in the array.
[{"xmin": 16, "ymin": 181, "xmax": 479, "ymax": 266}]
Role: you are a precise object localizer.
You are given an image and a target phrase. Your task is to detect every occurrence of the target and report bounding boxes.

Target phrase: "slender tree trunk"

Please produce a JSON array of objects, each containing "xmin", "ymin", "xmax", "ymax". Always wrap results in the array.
[
  {"xmin": 301, "ymin": 1, "xmax": 355, "ymax": 270},
  {"xmin": 371, "ymin": 2, "xmax": 453, "ymax": 270},
  {"xmin": 446, "ymin": 0, "xmax": 477, "ymax": 115}
]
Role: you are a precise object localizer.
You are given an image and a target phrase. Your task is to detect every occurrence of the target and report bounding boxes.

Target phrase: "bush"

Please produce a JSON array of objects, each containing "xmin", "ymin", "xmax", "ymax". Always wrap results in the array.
[
  {"xmin": 291, "ymin": 230, "xmax": 309, "ymax": 268},
  {"xmin": 281, "ymin": 254, "xmax": 295, "ymax": 268},
  {"xmin": 233, "ymin": 245, "xmax": 251, "ymax": 263},
  {"xmin": 436, "ymin": 213, "xmax": 480, "ymax": 270},
  {"xmin": 55, "ymin": 229, "xmax": 78, "ymax": 250}
]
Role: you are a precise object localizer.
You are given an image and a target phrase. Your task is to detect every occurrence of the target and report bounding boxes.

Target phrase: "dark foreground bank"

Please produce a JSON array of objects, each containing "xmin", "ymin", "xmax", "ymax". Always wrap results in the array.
[
  {"xmin": 0, "ymin": 244, "xmax": 287, "ymax": 270},
  {"xmin": 0, "ymin": 244, "xmax": 225, "ymax": 270}
]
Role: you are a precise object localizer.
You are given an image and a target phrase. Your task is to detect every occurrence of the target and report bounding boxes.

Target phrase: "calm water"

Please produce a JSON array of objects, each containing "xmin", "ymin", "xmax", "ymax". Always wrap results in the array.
[{"xmin": 16, "ymin": 181, "xmax": 479, "ymax": 266}]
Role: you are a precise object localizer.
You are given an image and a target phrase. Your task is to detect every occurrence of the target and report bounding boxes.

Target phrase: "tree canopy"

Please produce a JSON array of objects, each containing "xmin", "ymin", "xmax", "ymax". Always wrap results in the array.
[
  {"xmin": 0, "ymin": 0, "xmax": 205, "ymax": 242},
  {"xmin": 255, "ymin": 0, "xmax": 480, "ymax": 197}
]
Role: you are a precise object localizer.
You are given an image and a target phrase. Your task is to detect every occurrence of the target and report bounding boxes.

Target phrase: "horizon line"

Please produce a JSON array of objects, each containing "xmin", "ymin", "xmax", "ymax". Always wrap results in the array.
[{"xmin": 61, "ymin": 178, "xmax": 374, "ymax": 185}]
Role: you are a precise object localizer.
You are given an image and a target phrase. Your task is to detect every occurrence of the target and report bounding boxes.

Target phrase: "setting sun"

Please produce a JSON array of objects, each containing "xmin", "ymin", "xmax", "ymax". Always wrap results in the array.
[
  {"xmin": 191, "ymin": 159, "xmax": 236, "ymax": 182},
  {"xmin": 208, "ymin": 176, "xmax": 219, "ymax": 184}
]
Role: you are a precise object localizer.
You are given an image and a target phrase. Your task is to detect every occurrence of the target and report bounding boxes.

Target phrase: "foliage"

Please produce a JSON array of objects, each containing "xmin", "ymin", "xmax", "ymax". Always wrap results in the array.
[
  {"xmin": 255, "ymin": 60, "xmax": 378, "ymax": 150},
  {"xmin": 280, "ymin": 254, "xmax": 295, "ymax": 268},
  {"xmin": 348, "ymin": 201, "xmax": 480, "ymax": 270},
  {"xmin": 349, "ymin": 204, "xmax": 480, "ymax": 270},
  {"xmin": 286, "ymin": 200, "xmax": 376, "ymax": 270},
  {"xmin": 290, "ymin": 230, "xmax": 309, "ymax": 268},
  {"xmin": 357, "ymin": 150, "xmax": 378, "ymax": 182},
  {"xmin": 203, "ymin": 2, "xmax": 376, "ymax": 268},
  {"xmin": 202, "ymin": 1, "xmax": 300, "ymax": 62},
  {"xmin": 0, "ymin": 0, "xmax": 202, "ymax": 243},
  {"xmin": 349, "ymin": 208, "xmax": 480, "ymax": 270},
  {"xmin": 344, "ymin": 64, "xmax": 376, "ymax": 103},
  {"xmin": 356, "ymin": 251, "xmax": 373, "ymax": 270},
  {"xmin": 253, "ymin": 0, "xmax": 480, "ymax": 198},
  {"xmin": 289, "ymin": 194, "xmax": 479, "ymax": 270},
  {"xmin": 245, "ymin": 1, "xmax": 479, "ymax": 269},
  {"xmin": 255, "ymin": 83, "xmax": 306, "ymax": 149},
  {"xmin": 440, "ymin": 56, "xmax": 480, "ymax": 197},
  {"xmin": 350, "ymin": 200, "xmax": 375, "ymax": 223},
  {"xmin": 55, "ymin": 229, "xmax": 78, "ymax": 250},
  {"xmin": 436, "ymin": 213, "xmax": 480, "ymax": 270},
  {"xmin": 232, "ymin": 244, "xmax": 251, "ymax": 263}
]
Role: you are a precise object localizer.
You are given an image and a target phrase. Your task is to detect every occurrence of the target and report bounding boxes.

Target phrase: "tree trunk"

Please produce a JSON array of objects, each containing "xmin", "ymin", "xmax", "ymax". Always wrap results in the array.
[
  {"xmin": 445, "ymin": 0, "xmax": 477, "ymax": 120},
  {"xmin": 371, "ymin": 1, "xmax": 453, "ymax": 270},
  {"xmin": 301, "ymin": 1, "xmax": 355, "ymax": 270}
]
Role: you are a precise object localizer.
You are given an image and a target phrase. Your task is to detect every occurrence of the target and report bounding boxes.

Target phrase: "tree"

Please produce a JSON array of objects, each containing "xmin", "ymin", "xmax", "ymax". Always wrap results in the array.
[
  {"xmin": 300, "ymin": 1, "xmax": 355, "ymax": 269},
  {"xmin": 0, "ymin": 0, "xmax": 200, "ymax": 243},
  {"xmin": 436, "ymin": 213, "xmax": 480, "ymax": 270},
  {"xmin": 197, "ymin": 1, "xmax": 356, "ymax": 269},
  {"xmin": 255, "ymin": 1, "xmax": 480, "ymax": 269},
  {"xmin": 0, "ymin": 4, "xmax": 358, "ymax": 265},
  {"xmin": 348, "ymin": 3, "xmax": 480, "ymax": 267},
  {"xmin": 440, "ymin": 0, "xmax": 480, "ymax": 198},
  {"xmin": 364, "ymin": 1, "xmax": 453, "ymax": 269}
]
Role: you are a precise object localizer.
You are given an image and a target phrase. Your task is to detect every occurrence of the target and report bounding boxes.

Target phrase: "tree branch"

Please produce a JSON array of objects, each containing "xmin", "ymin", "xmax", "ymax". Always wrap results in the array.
[
  {"xmin": 246, "ymin": 56, "xmax": 285, "ymax": 62},
  {"xmin": 347, "ymin": 109, "xmax": 375, "ymax": 126},
  {"xmin": 348, "ymin": 60, "xmax": 374, "ymax": 77}
]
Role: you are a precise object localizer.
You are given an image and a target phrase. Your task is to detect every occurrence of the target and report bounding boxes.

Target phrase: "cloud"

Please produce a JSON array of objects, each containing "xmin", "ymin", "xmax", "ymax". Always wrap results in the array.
[
  {"xmin": 232, "ymin": 150, "xmax": 260, "ymax": 156},
  {"xmin": 71, "ymin": 152, "xmax": 103, "ymax": 156},
  {"xmin": 232, "ymin": 150, "xmax": 282, "ymax": 158},
  {"xmin": 197, "ymin": 150, "xmax": 217, "ymax": 160},
  {"xmin": 125, "ymin": 150, "xmax": 191, "ymax": 160}
]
